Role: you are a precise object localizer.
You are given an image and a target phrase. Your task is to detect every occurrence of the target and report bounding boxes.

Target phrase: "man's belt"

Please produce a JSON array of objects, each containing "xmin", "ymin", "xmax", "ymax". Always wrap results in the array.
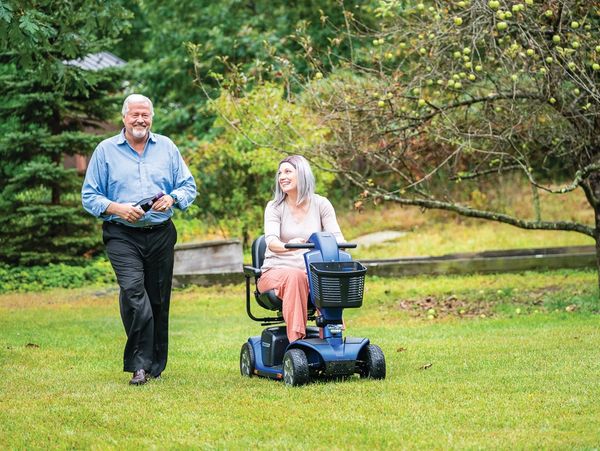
[{"xmin": 106, "ymin": 219, "xmax": 172, "ymax": 231}]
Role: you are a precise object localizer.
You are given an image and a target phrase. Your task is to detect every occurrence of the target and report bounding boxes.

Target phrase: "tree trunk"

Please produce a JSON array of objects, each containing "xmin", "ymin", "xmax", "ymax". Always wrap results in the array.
[
  {"xmin": 595, "ymin": 207, "xmax": 600, "ymax": 295},
  {"xmin": 581, "ymin": 166, "xmax": 600, "ymax": 296},
  {"xmin": 52, "ymin": 153, "xmax": 61, "ymax": 205}
]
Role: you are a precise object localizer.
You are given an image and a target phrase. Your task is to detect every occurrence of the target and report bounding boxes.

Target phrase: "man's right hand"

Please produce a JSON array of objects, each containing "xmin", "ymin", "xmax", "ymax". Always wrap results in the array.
[{"xmin": 105, "ymin": 202, "xmax": 145, "ymax": 223}]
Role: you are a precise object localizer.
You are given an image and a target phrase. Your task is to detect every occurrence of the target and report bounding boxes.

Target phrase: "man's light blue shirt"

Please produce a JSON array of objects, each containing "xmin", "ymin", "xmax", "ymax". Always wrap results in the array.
[{"xmin": 82, "ymin": 129, "xmax": 197, "ymax": 227}]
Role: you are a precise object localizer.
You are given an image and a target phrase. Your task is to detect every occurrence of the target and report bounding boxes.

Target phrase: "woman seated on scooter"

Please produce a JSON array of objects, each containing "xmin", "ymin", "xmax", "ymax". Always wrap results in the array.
[{"xmin": 258, "ymin": 155, "xmax": 345, "ymax": 342}]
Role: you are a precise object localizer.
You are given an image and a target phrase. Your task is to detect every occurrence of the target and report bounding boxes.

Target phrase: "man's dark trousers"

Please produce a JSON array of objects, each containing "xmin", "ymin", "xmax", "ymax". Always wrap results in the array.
[{"xmin": 103, "ymin": 220, "xmax": 177, "ymax": 377}]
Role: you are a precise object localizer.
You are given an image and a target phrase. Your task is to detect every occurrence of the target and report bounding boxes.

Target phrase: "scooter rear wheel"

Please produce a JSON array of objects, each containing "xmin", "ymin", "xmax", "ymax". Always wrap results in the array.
[
  {"xmin": 240, "ymin": 342, "xmax": 255, "ymax": 377},
  {"xmin": 283, "ymin": 349, "xmax": 310, "ymax": 386}
]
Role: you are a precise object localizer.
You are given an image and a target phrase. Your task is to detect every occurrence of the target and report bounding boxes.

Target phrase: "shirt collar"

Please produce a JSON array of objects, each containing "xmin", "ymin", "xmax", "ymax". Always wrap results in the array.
[{"xmin": 117, "ymin": 128, "xmax": 157, "ymax": 145}]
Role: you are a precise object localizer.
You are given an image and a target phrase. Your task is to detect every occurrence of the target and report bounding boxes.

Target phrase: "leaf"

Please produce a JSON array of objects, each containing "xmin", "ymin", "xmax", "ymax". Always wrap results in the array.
[
  {"xmin": 19, "ymin": 16, "xmax": 39, "ymax": 37},
  {"xmin": 0, "ymin": 2, "xmax": 13, "ymax": 24}
]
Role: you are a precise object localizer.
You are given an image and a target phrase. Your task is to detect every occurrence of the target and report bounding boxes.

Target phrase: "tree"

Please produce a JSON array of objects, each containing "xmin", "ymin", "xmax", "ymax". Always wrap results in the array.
[
  {"xmin": 0, "ymin": 0, "xmax": 131, "ymax": 265},
  {"xmin": 187, "ymin": 82, "xmax": 332, "ymax": 244},
  {"xmin": 212, "ymin": 0, "xmax": 600, "ymax": 288},
  {"xmin": 130, "ymin": 0, "xmax": 375, "ymax": 137},
  {"xmin": 134, "ymin": 0, "xmax": 376, "ymax": 239}
]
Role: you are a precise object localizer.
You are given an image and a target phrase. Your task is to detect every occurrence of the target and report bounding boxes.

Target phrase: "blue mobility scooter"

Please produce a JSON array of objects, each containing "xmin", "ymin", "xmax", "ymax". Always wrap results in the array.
[{"xmin": 241, "ymin": 231, "xmax": 386, "ymax": 386}]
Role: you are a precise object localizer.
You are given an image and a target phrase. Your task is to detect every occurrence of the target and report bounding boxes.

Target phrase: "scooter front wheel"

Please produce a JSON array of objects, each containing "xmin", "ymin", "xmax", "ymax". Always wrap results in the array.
[
  {"xmin": 283, "ymin": 349, "xmax": 309, "ymax": 386},
  {"xmin": 359, "ymin": 344, "xmax": 386, "ymax": 379}
]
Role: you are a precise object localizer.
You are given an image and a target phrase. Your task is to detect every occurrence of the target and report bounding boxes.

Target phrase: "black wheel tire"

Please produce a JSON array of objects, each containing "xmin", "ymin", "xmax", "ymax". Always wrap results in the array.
[
  {"xmin": 283, "ymin": 349, "xmax": 310, "ymax": 386},
  {"xmin": 240, "ymin": 342, "xmax": 255, "ymax": 377},
  {"xmin": 359, "ymin": 344, "xmax": 386, "ymax": 380}
]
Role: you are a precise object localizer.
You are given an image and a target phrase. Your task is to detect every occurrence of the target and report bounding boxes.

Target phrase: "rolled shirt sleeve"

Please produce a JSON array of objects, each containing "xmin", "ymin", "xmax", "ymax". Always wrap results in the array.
[
  {"xmin": 82, "ymin": 146, "xmax": 112, "ymax": 218},
  {"xmin": 168, "ymin": 145, "xmax": 197, "ymax": 211}
]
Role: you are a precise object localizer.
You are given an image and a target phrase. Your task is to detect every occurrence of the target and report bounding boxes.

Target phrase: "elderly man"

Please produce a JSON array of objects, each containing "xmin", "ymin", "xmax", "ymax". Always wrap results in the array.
[{"xmin": 82, "ymin": 94, "xmax": 197, "ymax": 385}]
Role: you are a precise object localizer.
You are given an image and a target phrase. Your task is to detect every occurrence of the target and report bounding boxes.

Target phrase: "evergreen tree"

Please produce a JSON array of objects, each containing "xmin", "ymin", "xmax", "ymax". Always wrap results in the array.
[{"xmin": 0, "ymin": 0, "xmax": 131, "ymax": 265}]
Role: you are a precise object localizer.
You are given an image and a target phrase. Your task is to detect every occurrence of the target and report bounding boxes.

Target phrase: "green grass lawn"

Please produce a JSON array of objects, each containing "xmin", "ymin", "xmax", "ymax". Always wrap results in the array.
[{"xmin": 1, "ymin": 270, "xmax": 599, "ymax": 449}]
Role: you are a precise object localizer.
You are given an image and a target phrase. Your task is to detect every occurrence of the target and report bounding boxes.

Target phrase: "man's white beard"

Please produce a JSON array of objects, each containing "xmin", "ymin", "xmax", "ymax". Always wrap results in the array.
[{"xmin": 132, "ymin": 127, "xmax": 148, "ymax": 139}]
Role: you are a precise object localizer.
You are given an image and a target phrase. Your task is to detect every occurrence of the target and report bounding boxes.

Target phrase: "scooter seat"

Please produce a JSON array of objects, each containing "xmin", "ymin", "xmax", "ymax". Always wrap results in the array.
[{"xmin": 256, "ymin": 289, "xmax": 282, "ymax": 310}]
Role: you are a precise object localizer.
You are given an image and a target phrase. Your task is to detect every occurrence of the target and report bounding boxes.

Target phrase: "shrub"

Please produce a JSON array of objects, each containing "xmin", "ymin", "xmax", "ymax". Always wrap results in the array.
[
  {"xmin": 0, "ymin": 259, "xmax": 115, "ymax": 293},
  {"xmin": 186, "ymin": 83, "xmax": 333, "ymax": 245}
]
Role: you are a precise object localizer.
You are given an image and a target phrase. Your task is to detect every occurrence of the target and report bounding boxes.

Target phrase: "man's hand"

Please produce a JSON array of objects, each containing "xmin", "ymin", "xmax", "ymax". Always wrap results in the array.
[
  {"xmin": 106, "ymin": 202, "xmax": 145, "ymax": 223},
  {"xmin": 151, "ymin": 194, "xmax": 175, "ymax": 212}
]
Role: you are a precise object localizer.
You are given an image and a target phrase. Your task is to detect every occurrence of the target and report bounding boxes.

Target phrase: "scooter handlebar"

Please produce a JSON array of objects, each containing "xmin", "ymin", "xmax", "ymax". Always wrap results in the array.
[{"xmin": 284, "ymin": 242, "xmax": 357, "ymax": 249}]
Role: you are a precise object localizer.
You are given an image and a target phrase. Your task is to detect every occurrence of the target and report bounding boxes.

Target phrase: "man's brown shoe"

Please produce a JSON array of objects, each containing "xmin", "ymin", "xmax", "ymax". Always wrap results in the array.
[{"xmin": 129, "ymin": 369, "xmax": 147, "ymax": 385}]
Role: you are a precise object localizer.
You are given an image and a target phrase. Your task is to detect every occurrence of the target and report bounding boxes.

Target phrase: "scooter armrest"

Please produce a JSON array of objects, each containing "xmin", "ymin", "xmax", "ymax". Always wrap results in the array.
[{"xmin": 243, "ymin": 265, "xmax": 262, "ymax": 278}]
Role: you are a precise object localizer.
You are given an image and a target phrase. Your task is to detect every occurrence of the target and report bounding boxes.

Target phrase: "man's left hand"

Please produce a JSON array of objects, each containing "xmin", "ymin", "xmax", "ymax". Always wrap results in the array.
[{"xmin": 151, "ymin": 194, "xmax": 175, "ymax": 212}]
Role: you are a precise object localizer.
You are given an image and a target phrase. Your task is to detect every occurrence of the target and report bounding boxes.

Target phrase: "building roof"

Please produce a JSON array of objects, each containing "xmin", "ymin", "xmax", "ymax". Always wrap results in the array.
[{"xmin": 63, "ymin": 51, "xmax": 126, "ymax": 71}]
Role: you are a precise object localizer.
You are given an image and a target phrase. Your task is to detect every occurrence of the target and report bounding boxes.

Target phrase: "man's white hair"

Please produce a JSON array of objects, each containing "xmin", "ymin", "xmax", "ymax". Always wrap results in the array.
[{"xmin": 122, "ymin": 94, "xmax": 154, "ymax": 117}]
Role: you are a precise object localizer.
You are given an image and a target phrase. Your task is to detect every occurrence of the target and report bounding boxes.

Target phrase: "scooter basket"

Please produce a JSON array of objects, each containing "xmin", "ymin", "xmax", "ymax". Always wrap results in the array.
[{"xmin": 309, "ymin": 261, "xmax": 367, "ymax": 309}]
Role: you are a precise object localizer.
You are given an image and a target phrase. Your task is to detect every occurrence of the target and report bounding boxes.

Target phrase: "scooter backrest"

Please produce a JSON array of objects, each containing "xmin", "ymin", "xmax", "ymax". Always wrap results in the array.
[{"xmin": 252, "ymin": 235, "xmax": 268, "ymax": 270}]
